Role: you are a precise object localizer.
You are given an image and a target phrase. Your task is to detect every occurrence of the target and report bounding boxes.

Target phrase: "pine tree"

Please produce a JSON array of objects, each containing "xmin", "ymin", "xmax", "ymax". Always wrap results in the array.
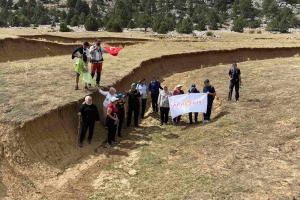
[
  {"xmin": 208, "ymin": 9, "xmax": 220, "ymax": 30},
  {"xmin": 70, "ymin": 15, "xmax": 79, "ymax": 26},
  {"xmin": 231, "ymin": 16, "xmax": 245, "ymax": 32},
  {"xmin": 84, "ymin": 15, "xmax": 99, "ymax": 31},
  {"xmin": 17, "ymin": 0, "xmax": 26, "ymax": 7},
  {"xmin": 10, "ymin": 15, "xmax": 20, "ymax": 26},
  {"xmin": 196, "ymin": 19, "xmax": 206, "ymax": 31},
  {"xmin": 0, "ymin": 0, "xmax": 6, "ymax": 8},
  {"xmin": 90, "ymin": 0, "xmax": 98, "ymax": 16},
  {"xmin": 6, "ymin": 0, "xmax": 12, "ymax": 8},
  {"xmin": 60, "ymin": 10, "xmax": 67, "ymax": 20},
  {"xmin": 66, "ymin": 0, "xmax": 76, "ymax": 8},
  {"xmin": 79, "ymin": 12, "xmax": 85, "ymax": 25},
  {"xmin": 127, "ymin": 19, "xmax": 135, "ymax": 28},
  {"xmin": 158, "ymin": 21, "xmax": 168, "ymax": 34}
]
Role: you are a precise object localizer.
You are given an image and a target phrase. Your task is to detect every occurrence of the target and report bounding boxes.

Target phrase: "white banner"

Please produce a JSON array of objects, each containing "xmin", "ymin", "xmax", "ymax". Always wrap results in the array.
[{"xmin": 169, "ymin": 93, "xmax": 208, "ymax": 119}]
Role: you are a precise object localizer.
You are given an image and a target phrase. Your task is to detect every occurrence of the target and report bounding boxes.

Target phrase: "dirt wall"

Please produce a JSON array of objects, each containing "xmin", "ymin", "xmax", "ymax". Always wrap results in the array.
[
  {"xmin": 1, "ymin": 46, "xmax": 300, "ymax": 168},
  {"xmin": 0, "ymin": 38, "xmax": 78, "ymax": 63},
  {"xmin": 20, "ymin": 35, "xmax": 152, "ymax": 44}
]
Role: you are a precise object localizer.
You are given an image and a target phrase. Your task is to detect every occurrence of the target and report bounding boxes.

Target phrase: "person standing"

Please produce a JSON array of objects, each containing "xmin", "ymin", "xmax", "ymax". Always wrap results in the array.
[
  {"xmin": 78, "ymin": 96, "xmax": 100, "ymax": 147},
  {"xmin": 172, "ymin": 84, "xmax": 184, "ymax": 125},
  {"xmin": 148, "ymin": 76, "xmax": 163, "ymax": 113},
  {"xmin": 89, "ymin": 39, "xmax": 108, "ymax": 87},
  {"xmin": 203, "ymin": 79, "xmax": 216, "ymax": 123},
  {"xmin": 157, "ymin": 85, "xmax": 172, "ymax": 126},
  {"xmin": 106, "ymin": 97, "xmax": 119, "ymax": 146},
  {"xmin": 72, "ymin": 41, "xmax": 91, "ymax": 90},
  {"xmin": 228, "ymin": 63, "xmax": 242, "ymax": 102},
  {"xmin": 188, "ymin": 83, "xmax": 200, "ymax": 124},
  {"xmin": 126, "ymin": 83, "xmax": 142, "ymax": 128},
  {"xmin": 99, "ymin": 87, "xmax": 117, "ymax": 125},
  {"xmin": 116, "ymin": 93, "xmax": 126, "ymax": 137},
  {"xmin": 137, "ymin": 78, "xmax": 148, "ymax": 119}
]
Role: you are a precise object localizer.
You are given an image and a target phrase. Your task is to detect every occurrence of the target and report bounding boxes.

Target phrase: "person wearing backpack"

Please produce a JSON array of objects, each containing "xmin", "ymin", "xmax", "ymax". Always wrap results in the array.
[
  {"xmin": 148, "ymin": 76, "xmax": 163, "ymax": 113},
  {"xmin": 89, "ymin": 39, "xmax": 108, "ymax": 88},
  {"xmin": 228, "ymin": 63, "xmax": 242, "ymax": 102},
  {"xmin": 188, "ymin": 83, "xmax": 200, "ymax": 124},
  {"xmin": 72, "ymin": 41, "xmax": 91, "ymax": 90},
  {"xmin": 203, "ymin": 79, "xmax": 216, "ymax": 123}
]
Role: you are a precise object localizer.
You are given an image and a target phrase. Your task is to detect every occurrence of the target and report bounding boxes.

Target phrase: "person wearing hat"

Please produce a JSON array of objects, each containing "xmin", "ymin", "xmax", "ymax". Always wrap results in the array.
[
  {"xmin": 126, "ymin": 83, "xmax": 142, "ymax": 128},
  {"xmin": 116, "ymin": 93, "xmax": 126, "ymax": 137},
  {"xmin": 188, "ymin": 83, "xmax": 200, "ymax": 124},
  {"xmin": 137, "ymin": 78, "xmax": 148, "ymax": 119},
  {"xmin": 203, "ymin": 79, "xmax": 216, "ymax": 123},
  {"xmin": 78, "ymin": 95, "xmax": 100, "ymax": 147},
  {"xmin": 172, "ymin": 84, "xmax": 184, "ymax": 125},
  {"xmin": 106, "ymin": 96, "xmax": 119, "ymax": 146},
  {"xmin": 228, "ymin": 63, "xmax": 242, "ymax": 102},
  {"xmin": 157, "ymin": 85, "xmax": 172, "ymax": 126},
  {"xmin": 148, "ymin": 76, "xmax": 163, "ymax": 113}
]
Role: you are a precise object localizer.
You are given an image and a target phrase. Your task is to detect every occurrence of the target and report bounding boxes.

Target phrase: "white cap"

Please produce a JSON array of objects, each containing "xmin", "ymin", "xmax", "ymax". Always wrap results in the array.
[
  {"xmin": 111, "ymin": 97, "xmax": 119, "ymax": 102},
  {"xmin": 176, "ymin": 84, "xmax": 183, "ymax": 88}
]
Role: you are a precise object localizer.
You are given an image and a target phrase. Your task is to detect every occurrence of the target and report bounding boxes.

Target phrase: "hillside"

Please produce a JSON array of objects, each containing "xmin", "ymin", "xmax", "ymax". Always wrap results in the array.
[{"xmin": 0, "ymin": 0, "xmax": 300, "ymax": 33}]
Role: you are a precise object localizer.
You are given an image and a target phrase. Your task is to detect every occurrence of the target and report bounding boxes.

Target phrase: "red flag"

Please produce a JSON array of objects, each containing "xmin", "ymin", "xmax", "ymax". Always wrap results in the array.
[{"xmin": 104, "ymin": 47, "xmax": 122, "ymax": 56}]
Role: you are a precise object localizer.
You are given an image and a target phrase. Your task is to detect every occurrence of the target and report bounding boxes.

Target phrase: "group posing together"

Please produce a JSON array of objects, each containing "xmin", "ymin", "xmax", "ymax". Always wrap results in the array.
[{"xmin": 73, "ymin": 41, "xmax": 242, "ymax": 148}]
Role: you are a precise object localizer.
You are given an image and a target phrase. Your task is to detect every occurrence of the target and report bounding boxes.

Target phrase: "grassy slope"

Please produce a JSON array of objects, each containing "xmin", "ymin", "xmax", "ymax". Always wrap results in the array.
[
  {"xmin": 89, "ymin": 57, "xmax": 300, "ymax": 199},
  {"xmin": 2, "ymin": 33, "xmax": 300, "ymax": 123}
]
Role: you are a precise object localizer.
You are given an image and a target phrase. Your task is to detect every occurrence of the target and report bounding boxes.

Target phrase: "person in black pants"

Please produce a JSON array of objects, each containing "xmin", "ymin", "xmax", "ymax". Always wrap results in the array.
[
  {"xmin": 148, "ymin": 76, "xmax": 163, "ymax": 113},
  {"xmin": 106, "ymin": 97, "xmax": 119, "ymax": 146},
  {"xmin": 126, "ymin": 83, "xmax": 142, "ymax": 128},
  {"xmin": 157, "ymin": 85, "xmax": 172, "ymax": 126},
  {"xmin": 116, "ymin": 93, "xmax": 126, "ymax": 137},
  {"xmin": 137, "ymin": 78, "xmax": 148, "ymax": 119},
  {"xmin": 188, "ymin": 83, "xmax": 200, "ymax": 124},
  {"xmin": 228, "ymin": 63, "xmax": 242, "ymax": 102},
  {"xmin": 78, "ymin": 95, "xmax": 100, "ymax": 147},
  {"xmin": 203, "ymin": 79, "xmax": 216, "ymax": 123}
]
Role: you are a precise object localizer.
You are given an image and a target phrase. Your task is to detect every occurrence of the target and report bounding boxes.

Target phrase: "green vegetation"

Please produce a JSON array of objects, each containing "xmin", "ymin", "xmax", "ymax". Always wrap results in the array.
[{"xmin": 0, "ymin": 0, "xmax": 298, "ymax": 33}]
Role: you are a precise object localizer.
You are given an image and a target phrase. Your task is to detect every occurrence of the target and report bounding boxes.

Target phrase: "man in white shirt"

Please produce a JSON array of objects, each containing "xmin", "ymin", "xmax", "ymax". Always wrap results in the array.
[
  {"xmin": 137, "ymin": 78, "xmax": 148, "ymax": 119},
  {"xmin": 71, "ymin": 41, "xmax": 91, "ymax": 90},
  {"xmin": 89, "ymin": 39, "xmax": 108, "ymax": 88}
]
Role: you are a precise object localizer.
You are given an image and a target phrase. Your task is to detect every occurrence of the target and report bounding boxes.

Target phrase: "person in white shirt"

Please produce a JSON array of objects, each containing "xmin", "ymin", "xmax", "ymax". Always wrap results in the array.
[
  {"xmin": 89, "ymin": 39, "xmax": 108, "ymax": 88},
  {"xmin": 137, "ymin": 78, "xmax": 148, "ymax": 119},
  {"xmin": 71, "ymin": 41, "xmax": 91, "ymax": 90},
  {"xmin": 99, "ymin": 87, "xmax": 117, "ymax": 125}
]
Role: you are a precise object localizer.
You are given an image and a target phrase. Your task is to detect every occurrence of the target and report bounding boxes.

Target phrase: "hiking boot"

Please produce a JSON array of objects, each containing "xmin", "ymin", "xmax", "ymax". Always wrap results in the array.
[
  {"xmin": 78, "ymin": 142, "xmax": 83, "ymax": 147},
  {"xmin": 189, "ymin": 121, "xmax": 193, "ymax": 124},
  {"xmin": 88, "ymin": 139, "xmax": 91, "ymax": 144},
  {"xmin": 75, "ymin": 85, "xmax": 79, "ymax": 90},
  {"xmin": 84, "ymin": 86, "xmax": 88, "ymax": 90},
  {"xmin": 96, "ymin": 84, "xmax": 100, "ymax": 88}
]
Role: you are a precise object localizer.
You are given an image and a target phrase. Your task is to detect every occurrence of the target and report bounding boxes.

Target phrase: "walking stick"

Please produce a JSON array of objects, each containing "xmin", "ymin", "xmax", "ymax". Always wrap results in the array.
[{"xmin": 77, "ymin": 115, "xmax": 81, "ymax": 144}]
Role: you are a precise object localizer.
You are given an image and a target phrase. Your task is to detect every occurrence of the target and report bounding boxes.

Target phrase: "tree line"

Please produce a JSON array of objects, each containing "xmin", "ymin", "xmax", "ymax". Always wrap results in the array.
[{"xmin": 0, "ymin": 0, "xmax": 299, "ymax": 33}]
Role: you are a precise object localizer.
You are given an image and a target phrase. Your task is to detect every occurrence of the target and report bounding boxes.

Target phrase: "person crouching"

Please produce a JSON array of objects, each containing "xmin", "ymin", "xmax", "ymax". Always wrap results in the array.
[
  {"xmin": 106, "ymin": 97, "xmax": 119, "ymax": 146},
  {"xmin": 78, "ymin": 96, "xmax": 100, "ymax": 147}
]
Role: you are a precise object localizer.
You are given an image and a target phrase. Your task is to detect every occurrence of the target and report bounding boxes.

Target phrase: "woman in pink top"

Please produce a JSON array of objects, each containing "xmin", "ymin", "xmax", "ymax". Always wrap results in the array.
[{"xmin": 172, "ymin": 84, "xmax": 184, "ymax": 125}]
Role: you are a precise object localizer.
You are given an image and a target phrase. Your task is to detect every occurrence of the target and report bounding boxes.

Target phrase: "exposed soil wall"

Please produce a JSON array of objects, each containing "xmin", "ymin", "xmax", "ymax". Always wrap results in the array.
[
  {"xmin": 1, "ymin": 47, "xmax": 300, "ymax": 168},
  {"xmin": 20, "ymin": 35, "xmax": 152, "ymax": 44},
  {"xmin": 0, "ymin": 38, "xmax": 78, "ymax": 63}
]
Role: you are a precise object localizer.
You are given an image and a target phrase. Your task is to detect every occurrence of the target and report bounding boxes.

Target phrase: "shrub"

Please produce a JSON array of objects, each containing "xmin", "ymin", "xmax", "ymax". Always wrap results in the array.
[
  {"xmin": 257, "ymin": 30, "xmax": 262, "ymax": 34},
  {"xmin": 84, "ymin": 15, "xmax": 99, "ymax": 31},
  {"xmin": 206, "ymin": 31, "xmax": 214, "ymax": 36},
  {"xmin": 231, "ymin": 17, "xmax": 246, "ymax": 33},
  {"xmin": 249, "ymin": 30, "xmax": 255, "ymax": 34},
  {"xmin": 59, "ymin": 22, "xmax": 70, "ymax": 32}
]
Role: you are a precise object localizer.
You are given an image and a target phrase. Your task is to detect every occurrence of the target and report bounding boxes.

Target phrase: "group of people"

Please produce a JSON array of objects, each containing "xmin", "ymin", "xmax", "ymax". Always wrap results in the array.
[
  {"xmin": 73, "ymin": 41, "xmax": 242, "ymax": 148},
  {"xmin": 72, "ymin": 39, "xmax": 107, "ymax": 90}
]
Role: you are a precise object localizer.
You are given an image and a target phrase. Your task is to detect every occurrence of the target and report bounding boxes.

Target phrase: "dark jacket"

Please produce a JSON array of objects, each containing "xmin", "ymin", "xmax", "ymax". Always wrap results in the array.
[
  {"xmin": 188, "ymin": 87, "xmax": 200, "ymax": 93},
  {"xmin": 79, "ymin": 104, "xmax": 100, "ymax": 122},
  {"xmin": 72, "ymin": 46, "xmax": 87, "ymax": 62}
]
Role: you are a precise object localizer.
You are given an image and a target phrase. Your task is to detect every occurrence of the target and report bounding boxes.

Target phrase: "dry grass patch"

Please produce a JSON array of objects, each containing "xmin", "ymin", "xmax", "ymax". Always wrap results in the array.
[{"xmin": 89, "ymin": 57, "xmax": 300, "ymax": 199}]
